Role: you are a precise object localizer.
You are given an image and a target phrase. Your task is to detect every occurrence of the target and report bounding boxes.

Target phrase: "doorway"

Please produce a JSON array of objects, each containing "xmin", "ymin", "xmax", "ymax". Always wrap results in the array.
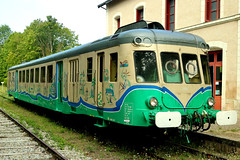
[
  {"xmin": 97, "ymin": 53, "xmax": 104, "ymax": 108},
  {"xmin": 69, "ymin": 59, "xmax": 79, "ymax": 103},
  {"xmin": 57, "ymin": 61, "xmax": 63, "ymax": 102},
  {"xmin": 209, "ymin": 50, "xmax": 222, "ymax": 110}
]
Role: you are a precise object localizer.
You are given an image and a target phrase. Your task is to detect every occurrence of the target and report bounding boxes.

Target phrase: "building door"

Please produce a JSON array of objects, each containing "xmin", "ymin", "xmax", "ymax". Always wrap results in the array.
[{"xmin": 209, "ymin": 51, "xmax": 222, "ymax": 110}]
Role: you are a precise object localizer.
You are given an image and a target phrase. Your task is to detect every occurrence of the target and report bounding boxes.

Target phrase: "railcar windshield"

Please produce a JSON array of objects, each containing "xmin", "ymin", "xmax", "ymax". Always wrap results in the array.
[
  {"xmin": 201, "ymin": 55, "xmax": 211, "ymax": 84},
  {"xmin": 161, "ymin": 52, "xmax": 182, "ymax": 83},
  {"xmin": 134, "ymin": 51, "xmax": 158, "ymax": 83},
  {"xmin": 182, "ymin": 54, "xmax": 201, "ymax": 84}
]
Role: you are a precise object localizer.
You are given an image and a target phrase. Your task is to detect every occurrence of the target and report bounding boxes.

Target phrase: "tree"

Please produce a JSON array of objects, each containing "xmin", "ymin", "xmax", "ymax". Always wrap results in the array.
[
  {"xmin": 0, "ymin": 16, "xmax": 79, "ymax": 84},
  {"xmin": 0, "ymin": 25, "xmax": 12, "ymax": 46},
  {"xmin": 26, "ymin": 16, "xmax": 79, "ymax": 57},
  {"xmin": 0, "ymin": 25, "xmax": 12, "ymax": 83}
]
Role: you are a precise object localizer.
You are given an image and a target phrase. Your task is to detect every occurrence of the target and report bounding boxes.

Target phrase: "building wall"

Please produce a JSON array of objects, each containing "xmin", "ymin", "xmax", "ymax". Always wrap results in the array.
[
  {"xmin": 106, "ymin": 0, "xmax": 239, "ymax": 34},
  {"xmin": 103, "ymin": 0, "xmax": 240, "ymax": 111},
  {"xmin": 176, "ymin": 0, "xmax": 202, "ymax": 29},
  {"xmin": 107, "ymin": 0, "xmax": 164, "ymax": 35}
]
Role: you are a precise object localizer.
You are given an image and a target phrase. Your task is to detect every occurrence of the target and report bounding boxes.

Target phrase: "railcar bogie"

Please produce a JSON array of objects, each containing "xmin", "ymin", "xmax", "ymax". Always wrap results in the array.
[{"xmin": 7, "ymin": 20, "xmax": 237, "ymax": 132}]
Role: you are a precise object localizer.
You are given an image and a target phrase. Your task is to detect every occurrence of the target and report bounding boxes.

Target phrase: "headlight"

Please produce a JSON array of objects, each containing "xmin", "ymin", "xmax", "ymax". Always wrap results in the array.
[
  {"xmin": 147, "ymin": 97, "xmax": 158, "ymax": 109},
  {"xmin": 207, "ymin": 97, "xmax": 215, "ymax": 108}
]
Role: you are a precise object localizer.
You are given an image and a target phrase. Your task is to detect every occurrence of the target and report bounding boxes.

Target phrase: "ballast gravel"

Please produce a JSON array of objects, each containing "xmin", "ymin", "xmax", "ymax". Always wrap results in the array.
[{"xmin": 0, "ymin": 110, "xmax": 91, "ymax": 160}]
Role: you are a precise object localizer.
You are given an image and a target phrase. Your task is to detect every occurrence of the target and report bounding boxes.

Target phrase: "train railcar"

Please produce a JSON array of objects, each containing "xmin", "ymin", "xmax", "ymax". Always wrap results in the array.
[{"xmin": 7, "ymin": 21, "xmax": 237, "ymax": 131}]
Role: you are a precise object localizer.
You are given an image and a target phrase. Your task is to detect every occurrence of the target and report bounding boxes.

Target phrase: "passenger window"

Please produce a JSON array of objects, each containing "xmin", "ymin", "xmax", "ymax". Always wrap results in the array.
[
  {"xmin": 161, "ymin": 52, "xmax": 182, "ymax": 83},
  {"xmin": 87, "ymin": 57, "xmax": 93, "ymax": 82},
  {"xmin": 19, "ymin": 71, "xmax": 22, "ymax": 83},
  {"xmin": 76, "ymin": 60, "xmax": 79, "ymax": 82},
  {"xmin": 22, "ymin": 70, "xmax": 25, "ymax": 83},
  {"xmin": 99, "ymin": 55, "xmax": 103, "ymax": 82},
  {"xmin": 41, "ymin": 67, "xmax": 46, "ymax": 83},
  {"xmin": 26, "ymin": 70, "xmax": 29, "ymax": 83},
  {"xmin": 134, "ymin": 51, "xmax": 158, "ymax": 83},
  {"xmin": 35, "ymin": 68, "xmax": 39, "ymax": 83},
  {"xmin": 182, "ymin": 54, "xmax": 201, "ymax": 84},
  {"xmin": 30, "ymin": 69, "xmax": 34, "ymax": 83},
  {"xmin": 47, "ymin": 65, "xmax": 53, "ymax": 83},
  {"xmin": 201, "ymin": 55, "xmax": 210, "ymax": 84},
  {"xmin": 110, "ymin": 53, "xmax": 118, "ymax": 82}
]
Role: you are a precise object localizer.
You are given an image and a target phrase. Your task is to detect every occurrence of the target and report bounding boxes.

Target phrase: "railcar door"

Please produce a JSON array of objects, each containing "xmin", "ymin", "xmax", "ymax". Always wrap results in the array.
[
  {"xmin": 69, "ymin": 59, "xmax": 79, "ymax": 103},
  {"xmin": 97, "ymin": 53, "xmax": 105, "ymax": 109},
  {"xmin": 57, "ymin": 61, "xmax": 63, "ymax": 102},
  {"xmin": 15, "ymin": 70, "xmax": 18, "ymax": 97}
]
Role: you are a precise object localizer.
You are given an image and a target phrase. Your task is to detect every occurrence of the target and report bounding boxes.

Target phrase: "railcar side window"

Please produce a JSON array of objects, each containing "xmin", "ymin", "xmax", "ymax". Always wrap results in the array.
[
  {"xmin": 182, "ymin": 54, "xmax": 201, "ymax": 84},
  {"xmin": 35, "ymin": 68, "xmax": 39, "ymax": 83},
  {"xmin": 23, "ymin": 70, "xmax": 25, "ymax": 83},
  {"xmin": 30, "ymin": 69, "xmax": 34, "ymax": 83},
  {"xmin": 87, "ymin": 57, "xmax": 93, "ymax": 82},
  {"xmin": 47, "ymin": 65, "xmax": 53, "ymax": 83},
  {"xmin": 26, "ymin": 70, "xmax": 29, "ymax": 83},
  {"xmin": 41, "ymin": 67, "xmax": 46, "ymax": 83},
  {"xmin": 110, "ymin": 53, "xmax": 118, "ymax": 82},
  {"xmin": 201, "ymin": 55, "xmax": 211, "ymax": 84},
  {"xmin": 161, "ymin": 52, "xmax": 182, "ymax": 83},
  {"xmin": 134, "ymin": 51, "xmax": 158, "ymax": 83},
  {"xmin": 19, "ymin": 71, "xmax": 22, "ymax": 83},
  {"xmin": 99, "ymin": 55, "xmax": 104, "ymax": 82}
]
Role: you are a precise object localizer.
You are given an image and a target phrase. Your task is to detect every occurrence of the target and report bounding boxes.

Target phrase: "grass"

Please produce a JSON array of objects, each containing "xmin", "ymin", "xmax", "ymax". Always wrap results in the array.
[{"xmin": 231, "ymin": 128, "xmax": 240, "ymax": 132}]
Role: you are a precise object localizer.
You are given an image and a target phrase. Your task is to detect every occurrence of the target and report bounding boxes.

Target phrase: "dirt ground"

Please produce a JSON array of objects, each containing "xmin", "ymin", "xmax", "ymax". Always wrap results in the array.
[{"xmin": 204, "ymin": 111, "xmax": 240, "ymax": 142}]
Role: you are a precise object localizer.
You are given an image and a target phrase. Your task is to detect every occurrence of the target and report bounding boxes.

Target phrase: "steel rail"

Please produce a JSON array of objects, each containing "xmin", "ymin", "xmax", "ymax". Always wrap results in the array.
[
  {"xmin": 171, "ymin": 130, "xmax": 240, "ymax": 160},
  {"xmin": 189, "ymin": 131, "xmax": 240, "ymax": 149},
  {"xmin": 172, "ymin": 142, "xmax": 228, "ymax": 160},
  {"xmin": 0, "ymin": 102, "xmax": 67, "ymax": 160}
]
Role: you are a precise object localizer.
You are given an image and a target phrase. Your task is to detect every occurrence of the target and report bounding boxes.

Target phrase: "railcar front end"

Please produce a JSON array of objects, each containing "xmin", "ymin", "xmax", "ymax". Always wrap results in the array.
[{"xmin": 114, "ymin": 29, "xmax": 237, "ymax": 131}]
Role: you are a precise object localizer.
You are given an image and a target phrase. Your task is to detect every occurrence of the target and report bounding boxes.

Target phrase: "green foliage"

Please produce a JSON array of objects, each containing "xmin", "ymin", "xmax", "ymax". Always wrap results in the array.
[
  {"xmin": 0, "ymin": 16, "xmax": 80, "ymax": 84},
  {"xmin": 0, "ymin": 25, "xmax": 12, "ymax": 82},
  {"xmin": 26, "ymin": 16, "xmax": 79, "ymax": 57},
  {"xmin": 0, "ymin": 24, "xmax": 12, "ymax": 46}
]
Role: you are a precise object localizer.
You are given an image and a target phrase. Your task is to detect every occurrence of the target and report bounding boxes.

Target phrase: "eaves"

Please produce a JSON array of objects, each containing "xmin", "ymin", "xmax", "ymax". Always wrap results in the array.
[
  {"xmin": 176, "ymin": 14, "xmax": 240, "ymax": 32},
  {"xmin": 98, "ymin": 0, "xmax": 113, "ymax": 9}
]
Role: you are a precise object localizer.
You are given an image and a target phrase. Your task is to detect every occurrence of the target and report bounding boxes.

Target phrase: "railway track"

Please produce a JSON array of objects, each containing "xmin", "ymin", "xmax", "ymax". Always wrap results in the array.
[
  {"xmin": 126, "ymin": 127, "xmax": 239, "ymax": 159},
  {"xmin": 0, "ymin": 107, "xmax": 67, "ymax": 160},
  {"xmin": 165, "ymin": 130, "xmax": 239, "ymax": 160},
  {"xmin": 0, "ymin": 93, "xmax": 239, "ymax": 159}
]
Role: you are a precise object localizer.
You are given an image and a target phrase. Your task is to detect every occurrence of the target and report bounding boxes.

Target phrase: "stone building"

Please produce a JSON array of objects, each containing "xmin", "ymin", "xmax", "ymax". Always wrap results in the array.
[{"xmin": 98, "ymin": 0, "xmax": 240, "ymax": 111}]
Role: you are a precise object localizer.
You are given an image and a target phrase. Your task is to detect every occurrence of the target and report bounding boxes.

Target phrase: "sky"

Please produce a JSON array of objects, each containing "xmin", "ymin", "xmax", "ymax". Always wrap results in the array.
[{"xmin": 0, "ymin": 0, "xmax": 107, "ymax": 44}]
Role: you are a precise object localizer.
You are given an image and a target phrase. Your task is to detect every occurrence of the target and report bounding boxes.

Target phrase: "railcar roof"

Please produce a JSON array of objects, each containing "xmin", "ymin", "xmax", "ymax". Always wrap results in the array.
[{"xmin": 8, "ymin": 28, "xmax": 206, "ymax": 71}]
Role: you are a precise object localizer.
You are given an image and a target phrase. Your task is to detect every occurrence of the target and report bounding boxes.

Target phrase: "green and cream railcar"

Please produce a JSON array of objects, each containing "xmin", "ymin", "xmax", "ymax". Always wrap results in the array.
[{"xmin": 7, "ymin": 21, "xmax": 237, "ymax": 130}]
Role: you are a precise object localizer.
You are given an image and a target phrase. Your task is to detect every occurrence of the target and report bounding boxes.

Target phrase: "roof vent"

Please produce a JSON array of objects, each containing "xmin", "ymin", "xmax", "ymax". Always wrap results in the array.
[
  {"xmin": 114, "ymin": 20, "xmax": 164, "ymax": 34},
  {"xmin": 110, "ymin": 33, "xmax": 119, "ymax": 40}
]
